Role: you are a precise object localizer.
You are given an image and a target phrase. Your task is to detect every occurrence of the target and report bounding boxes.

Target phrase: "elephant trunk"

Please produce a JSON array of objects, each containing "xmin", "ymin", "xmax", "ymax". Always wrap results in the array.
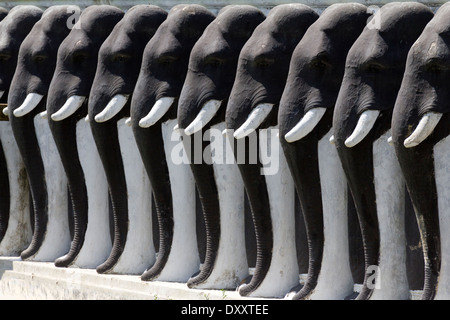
[
  {"xmin": 48, "ymin": 118, "xmax": 88, "ymax": 267},
  {"xmin": 180, "ymin": 132, "xmax": 220, "ymax": 287},
  {"xmin": 132, "ymin": 124, "xmax": 174, "ymax": 281},
  {"xmin": 280, "ymin": 135, "xmax": 324, "ymax": 299},
  {"xmin": 90, "ymin": 120, "xmax": 128, "ymax": 274},
  {"xmin": 334, "ymin": 138, "xmax": 380, "ymax": 300},
  {"xmin": 0, "ymin": 144, "xmax": 9, "ymax": 243},
  {"xmin": 392, "ymin": 128, "xmax": 440, "ymax": 300},
  {"xmin": 235, "ymin": 146, "xmax": 273, "ymax": 296},
  {"xmin": 10, "ymin": 115, "xmax": 48, "ymax": 260}
]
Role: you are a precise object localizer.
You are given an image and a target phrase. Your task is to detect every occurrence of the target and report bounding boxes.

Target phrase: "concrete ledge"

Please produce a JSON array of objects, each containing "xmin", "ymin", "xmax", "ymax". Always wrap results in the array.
[
  {"xmin": 0, "ymin": 257, "xmax": 266, "ymax": 300},
  {"xmin": 0, "ymin": 257, "xmax": 423, "ymax": 300}
]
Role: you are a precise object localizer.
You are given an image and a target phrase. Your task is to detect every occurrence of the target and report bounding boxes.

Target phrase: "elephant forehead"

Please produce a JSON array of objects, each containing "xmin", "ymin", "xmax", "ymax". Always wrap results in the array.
[
  {"xmin": 0, "ymin": 6, "xmax": 41, "ymax": 38},
  {"xmin": 294, "ymin": 29, "xmax": 330, "ymax": 59},
  {"xmin": 346, "ymin": 31, "xmax": 388, "ymax": 67},
  {"xmin": 241, "ymin": 32, "xmax": 282, "ymax": 59},
  {"xmin": 109, "ymin": 5, "xmax": 166, "ymax": 40},
  {"xmin": 315, "ymin": 3, "xmax": 367, "ymax": 32},
  {"xmin": 37, "ymin": 6, "xmax": 75, "ymax": 36},
  {"xmin": 426, "ymin": 4, "xmax": 450, "ymax": 37},
  {"xmin": 191, "ymin": 31, "xmax": 229, "ymax": 60}
]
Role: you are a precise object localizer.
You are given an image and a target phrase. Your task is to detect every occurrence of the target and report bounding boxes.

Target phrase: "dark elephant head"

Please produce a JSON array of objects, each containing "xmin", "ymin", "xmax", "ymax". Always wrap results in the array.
[
  {"xmin": 129, "ymin": 4, "xmax": 215, "ymax": 281},
  {"xmin": 391, "ymin": 2, "xmax": 450, "ymax": 299},
  {"xmin": 176, "ymin": 5, "xmax": 265, "ymax": 288},
  {"xmin": 0, "ymin": 6, "xmax": 43, "ymax": 105},
  {"xmin": 7, "ymin": 6, "xmax": 75, "ymax": 260},
  {"xmin": 87, "ymin": 5, "xmax": 167, "ymax": 274},
  {"xmin": 224, "ymin": 4, "xmax": 318, "ymax": 297},
  {"xmin": 0, "ymin": 5, "xmax": 42, "ymax": 245},
  {"xmin": 277, "ymin": 3, "xmax": 369, "ymax": 299},
  {"xmin": 46, "ymin": 5, "xmax": 124, "ymax": 268},
  {"xmin": 332, "ymin": 2, "xmax": 433, "ymax": 299}
]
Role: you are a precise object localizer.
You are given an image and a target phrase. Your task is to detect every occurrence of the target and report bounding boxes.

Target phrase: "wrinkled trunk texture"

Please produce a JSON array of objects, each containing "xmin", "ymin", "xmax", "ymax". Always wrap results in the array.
[
  {"xmin": 335, "ymin": 139, "xmax": 380, "ymax": 300},
  {"xmin": 10, "ymin": 114, "xmax": 48, "ymax": 260},
  {"xmin": 234, "ymin": 136, "xmax": 273, "ymax": 296},
  {"xmin": 132, "ymin": 124, "xmax": 173, "ymax": 280},
  {"xmin": 280, "ymin": 134, "xmax": 324, "ymax": 299},
  {"xmin": 394, "ymin": 142, "xmax": 440, "ymax": 299},
  {"xmin": 0, "ymin": 143, "xmax": 9, "ymax": 242},
  {"xmin": 181, "ymin": 131, "xmax": 220, "ymax": 288},
  {"xmin": 90, "ymin": 120, "xmax": 128, "ymax": 274},
  {"xmin": 49, "ymin": 117, "xmax": 88, "ymax": 267}
]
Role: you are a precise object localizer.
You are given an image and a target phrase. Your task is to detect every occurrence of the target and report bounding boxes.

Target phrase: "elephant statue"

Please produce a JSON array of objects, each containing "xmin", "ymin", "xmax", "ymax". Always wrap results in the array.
[
  {"xmin": 0, "ymin": 6, "xmax": 8, "ymax": 248},
  {"xmin": 177, "ymin": 5, "xmax": 265, "ymax": 289},
  {"xmin": 278, "ymin": 3, "xmax": 369, "ymax": 300},
  {"xmin": 332, "ymin": 2, "xmax": 433, "ymax": 299},
  {"xmin": 391, "ymin": 2, "xmax": 450, "ymax": 299},
  {"xmin": 88, "ymin": 5, "xmax": 167, "ymax": 274},
  {"xmin": 224, "ymin": 4, "xmax": 318, "ymax": 297},
  {"xmin": 0, "ymin": 5, "xmax": 43, "ymax": 255},
  {"xmin": 129, "ymin": 4, "xmax": 215, "ymax": 282},
  {"xmin": 7, "ymin": 6, "xmax": 76, "ymax": 261},
  {"xmin": 46, "ymin": 5, "xmax": 124, "ymax": 268}
]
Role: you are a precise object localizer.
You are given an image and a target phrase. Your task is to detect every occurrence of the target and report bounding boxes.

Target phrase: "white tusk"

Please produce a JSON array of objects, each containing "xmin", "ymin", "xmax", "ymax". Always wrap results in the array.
[
  {"xmin": 94, "ymin": 94, "xmax": 129, "ymax": 123},
  {"xmin": 125, "ymin": 117, "xmax": 132, "ymax": 126},
  {"xmin": 284, "ymin": 107, "xmax": 327, "ymax": 143},
  {"xmin": 222, "ymin": 128, "xmax": 232, "ymax": 136},
  {"xmin": 173, "ymin": 124, "xmax": 179, "ymax": 131},
  {"xmin": 184, "ymin": 99, "xmax": 222, "ymax": 136},
  {"xmin": 138, "ymin": 97, "xmax": 175, "ymax": 128},
  {"xmin": 344, "ymin": 109, "xmax": 380, "ymax": 147},
  {"xmin": 13, "ymin": 93, "xmax": 44, "ymax": 117},
  {"xmin": 329, "ymin": 134, "xmax": 335, "ymax": 144},
  {"xmin": 404, "ymin": 111, "xmax": 443, "ymax": 148},
  {"xmin": 51, "ymin": 95, "xmax": 86, "ymax": 121},
  {"xmin": 2, "ymin": 107, "xmax": 8, "ymax": 116},
  {"xmin": 39, "ymin": 110, "xmax": 47, "ymax": 119},
  {"xmin": 233, "ymin": 103, "xmax": 273, "ymax": 139},
  {"xmin": 387, "ymin": 136, "xmax": 393, "ymax": 146},
  {"xmin": 85, "ymin": 115, "xmax": 89, "ymax": 122}
]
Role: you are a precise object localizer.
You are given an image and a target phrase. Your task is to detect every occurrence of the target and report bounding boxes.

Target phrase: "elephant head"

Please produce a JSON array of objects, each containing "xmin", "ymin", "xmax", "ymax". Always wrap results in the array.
[
  {"xmin": 224, "ymin": 4, "xmax": 318, "ymax": 297},
  {"xmin": 176, "ymin": 5, "xmax": 265, "ymax": 289},
  {"xmin": 391, "ymin": 2, "xmax": 450, "ymax": 299},
  {"xmin": 46, "ymin": 5, "xmax": 124, "ymax": 268},
  {"xmin": 332, "ymin": 2, "xmax": 433, "ymax": 299},
  {"xmin": 7, "ymin": 6, "xmax": 75, "ymax": 260},
  {"xmin": 0, "ymin": 6, "xmax": 43, "ymax": 105},
  {"xmin": 278, "ymin": 3, "xmax": 369, "ymax": 299},
  {"xmin": 129, "ymin": 4, "xmax": 215, "ymax": 281},
  {"xmin": 0, "ymin": 5, "xmax": 42, "ymax": 246},
  {"xmin": 88, "ymin": 5, "xmax": 167, "ymax": 274}
]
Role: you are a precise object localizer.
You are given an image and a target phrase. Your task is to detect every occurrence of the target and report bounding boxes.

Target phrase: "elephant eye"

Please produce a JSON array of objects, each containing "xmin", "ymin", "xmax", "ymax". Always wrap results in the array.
[
  {"xmin": 205, "ymin": 56, "xmax": 225, "ymax": 67},
  {"xmin": 424, "ymin": 59, "xmax": 450, "ymax": 73},
  {"xmin": 310, "ymin": 56, "xmax": 331, "ymax": 71},
  {"xmin": 254, "ymin": 56, "xmax": 275, "ymax": 69},
  {"xmin": 158, "ymin": 55, "xmax": 178, "ymax": 66},
  {"xmin": 112, "ymin": 53, "xmax": 131, "ymax": 63},
  {"xmin": 33, "ymin": 54, "xmax": 47, "ymax": 63},
  {"xmin": 362, "ymin": 61, "xmax": 386, "ymax": 73},
  {"xmin": 72, "ymin": 52, "xmax": 88, "ymax": 64},
  {"xmin": 0, "ymin": 52, "xmax": 11, "ymax": 62}
]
